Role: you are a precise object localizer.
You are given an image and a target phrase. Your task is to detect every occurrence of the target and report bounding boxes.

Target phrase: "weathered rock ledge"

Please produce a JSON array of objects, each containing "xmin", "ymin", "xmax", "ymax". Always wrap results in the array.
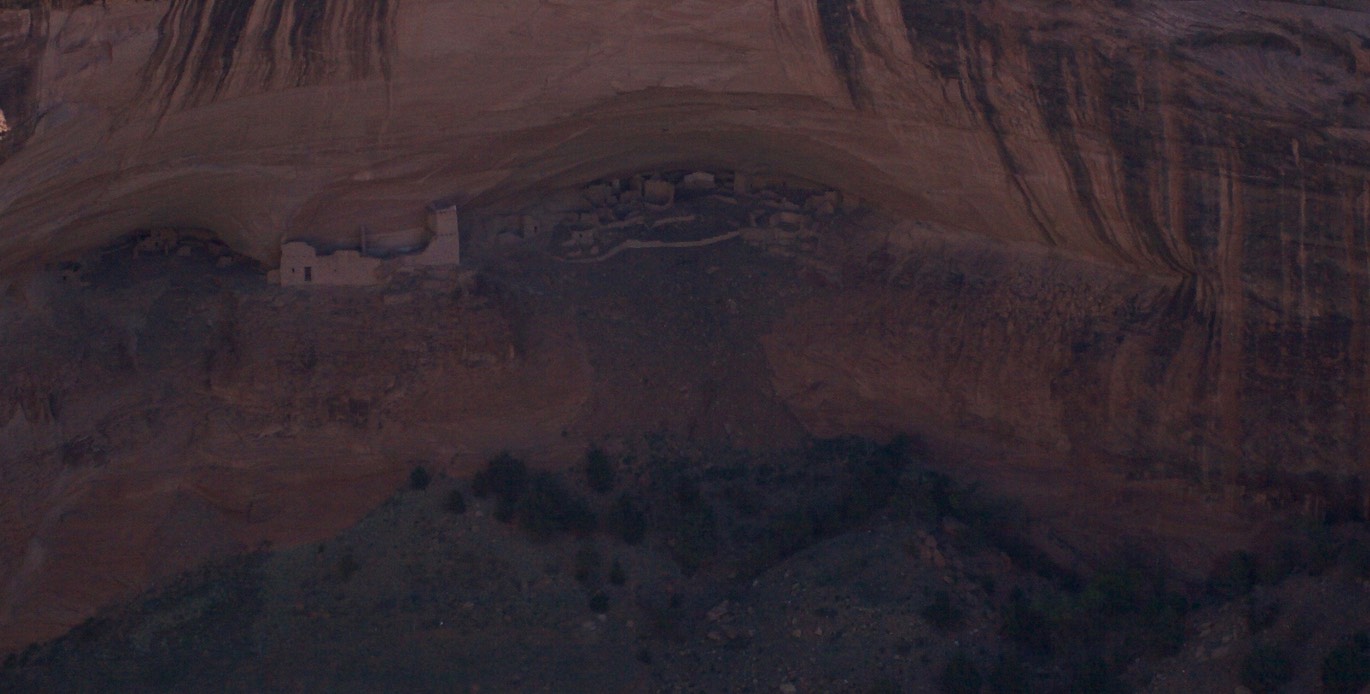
[{"xmin": 2, "ymin": 0, "xmax": 1370, "ymax": 653}]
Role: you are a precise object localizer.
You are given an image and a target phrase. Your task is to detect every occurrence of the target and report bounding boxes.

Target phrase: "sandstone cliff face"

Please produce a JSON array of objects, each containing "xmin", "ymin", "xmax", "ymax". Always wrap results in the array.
[
  {"xmin": 811, "ymin": 0, "xmax": 1370, "ymax": 497},
  {"xmin": 0, "ymin": 256, "xmax": 592, "ymax": 652},
  {"xmin": 1, "ymin": 0, "xmax": 1369, "ymax": 653},
  {"xmin": 1, "ymin": 0, "xmax": 1364, "ymax": 477}
]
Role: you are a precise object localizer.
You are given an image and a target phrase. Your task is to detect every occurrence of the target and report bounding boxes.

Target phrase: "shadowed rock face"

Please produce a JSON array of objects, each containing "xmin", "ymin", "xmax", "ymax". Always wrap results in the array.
[
  {"xmin": 1, "ymin": 0, "xmax": 1370, "ymax": 654},
  {"xmin": 142, "ymin": 0, "xmax": 394, "ymax": 106}
]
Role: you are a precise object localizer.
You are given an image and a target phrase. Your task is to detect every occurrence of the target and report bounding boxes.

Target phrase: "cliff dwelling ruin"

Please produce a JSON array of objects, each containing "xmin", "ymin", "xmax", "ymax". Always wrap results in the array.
[
  {"xmin": 275, "ymin": 203, "xmax": 461, "ymax": 286},
  {"xmin": 468, "ymin": 169, "xmax": 853, "ymax": 265},
  {"xmin": 4, "ymin": 0, "xmax": 1370, "ymax": 691},
  {"xmin": 268, "ymin": 170, "xmax": 849, "ymax": 287}
]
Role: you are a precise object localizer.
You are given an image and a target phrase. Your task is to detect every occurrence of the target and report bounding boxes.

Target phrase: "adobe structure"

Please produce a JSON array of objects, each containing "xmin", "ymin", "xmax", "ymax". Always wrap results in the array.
[
  {"xmin": 278, "ymin": 243, "xmax": 382, "ymax": 286},
  {"xmin": 416, "ymin": 204, "xmax": 461, "ymax": 266},
  {"xmin": 276, "ymin": 203, "xmax": 461, "ymax": 286},
  {"xmin": 538, "ymin": 169, "xmax": 845, "ymax": 262}
]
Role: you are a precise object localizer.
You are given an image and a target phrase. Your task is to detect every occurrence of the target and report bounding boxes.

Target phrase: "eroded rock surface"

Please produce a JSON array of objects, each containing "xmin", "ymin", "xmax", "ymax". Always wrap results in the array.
[
  {"xmin": 0, "ymin": 248, "xmax": 591, "ymax": 651},
  {"xmin": 2, "ymin": 0, "xmax": 1370, "ymax": 654}
]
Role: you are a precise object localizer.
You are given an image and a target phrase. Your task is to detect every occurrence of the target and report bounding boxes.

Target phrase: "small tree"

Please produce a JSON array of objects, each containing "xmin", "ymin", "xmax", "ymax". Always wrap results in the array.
[
  {"xmin": 608, "ymin": 494, "xmax": 647, "ymax": 545},
  {"xmin": 574, "ymin": 546, "xmax": 603, "ymax": 585},
  {"xmin": 939, "ymin": 650, "xmax": 982, "ymax": 694},
  {"xmin": 585, "ymin": 446, "xmax": 617, "ymax": 494},
  {"xmin": 408, "ymin": 465, "xmax": 432, "ymax": 491},
  {"xmin": 1242, "ymin": 643, "xmax": 1294, "ymax": 694},
  {"xmin": 1322, "ymin": 632, "xmax": 1370, "ymax": 694},
  {"xmin": 472, "ymin": 454, "xmax": 529, "ymax": 524},
  {"xmin": 444, "ymin": 489, "xmax": 467, "ymax": 515},
  {"xmin": 588, "ymin": 592, "xmax": 610, "ymax": 614},
  {"xmin": 921, "ymin": 590, "xmax": 961, "ymax": 632},
  {"xmin": 517, "ymin": 472, "xmax": 596, "ymax": 540}
]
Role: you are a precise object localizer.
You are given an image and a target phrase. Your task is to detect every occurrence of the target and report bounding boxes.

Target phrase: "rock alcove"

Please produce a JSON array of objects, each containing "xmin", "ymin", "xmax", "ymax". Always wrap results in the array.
[{"xmin": 2, "ymin": 0, "xmax": 1370, "ymax": 672}]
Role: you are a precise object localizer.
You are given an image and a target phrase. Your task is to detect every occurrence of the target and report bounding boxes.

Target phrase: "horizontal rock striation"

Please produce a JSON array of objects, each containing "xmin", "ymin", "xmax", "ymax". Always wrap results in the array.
[
  {"xmin": 0, "ymin": 256, "xmax": 591, "ymax": 653},
  {"xmin": 2, "ymin": 0, "xmax": 1370, "ymax": 653}
]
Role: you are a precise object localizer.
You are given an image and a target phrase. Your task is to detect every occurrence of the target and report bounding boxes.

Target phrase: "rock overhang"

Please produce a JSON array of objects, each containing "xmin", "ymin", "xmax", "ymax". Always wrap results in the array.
[
  {"xmin": 0, "ymin": 0, "xmax": 1221, "ymax": 274},
  {"xmin": 0, "ymin": 0, "xmax": 1366, "ymax": 477},
  {"xmin": 3, "ymin": 0, "xmax": 1370, "ymax": 655}
]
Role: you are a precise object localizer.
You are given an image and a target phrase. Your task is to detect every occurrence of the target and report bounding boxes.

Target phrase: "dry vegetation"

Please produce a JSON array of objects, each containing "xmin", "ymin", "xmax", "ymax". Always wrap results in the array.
[{"xmin": 5, "ymin": 433, "xmax": 1370, "ymax": 692}]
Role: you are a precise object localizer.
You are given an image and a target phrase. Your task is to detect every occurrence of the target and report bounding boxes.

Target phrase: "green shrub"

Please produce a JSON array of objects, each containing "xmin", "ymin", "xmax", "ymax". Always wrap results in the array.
[
  {"xmin": 987, "ymin": 654, "xmax": 1033, "ymax": 693},
  {"xmin": 809, "ymin": 435, "xmax": 912, "ymax": 524},
  {"xmin": 588, "ymin": 592, "xmax": 610, "ymax": 614},
  {"xmin": 939, "ymin": 650, "xmax": 982, "ymax": 694},
  {"xmin": 757, "ymin": 506, "xmax": 818, "ymax": 565},
  {"xmin": 897, "ymin": 468, "xmax": 954, "ymax": 523},
  {"xmin": 1341, "ymin": 536, "xmax": 1370, "ymax": 579},
  {"xmin": 1322, "ymin": 631, "xmax": 1370, "ymax": 694},
  {"xmin": 1067, "ymin": 654, "xmax": 1126, "ymax": 694},
  {"xmin": 1247, "ymin": 595, "xmax": 1280, "ymax": 634},
  {"xmin": 1132, "ymin": 597, "xmax": 1187, "ymax": 657},
  {"xmin": 866, "ymin": 677, "xmax": 903, "ymax": 694},
  {"xmin": 473, "ymin": 453, "xmax": 528, "ymax": 522},
  {"xmin": 472, "ymin": 453, "xmax": 528, "ymax": 503},
  {"xmin": 608, "ymin": 494, "xmax": 647, "ymax": 545},
  {"xmin": 1081, "ymin": 559, "xmax": 1152, "ymax": 617},
  {"xmin": 1207, "ymin": 551, "xmax": 1259, "ymax": 599},
  {"xmin": 517, "ymin": 472, "xmax": 596, "ymax": 540},
  {"xmin": 493, "ymin": 498, "xmax": 517, "ymax": 523},
  {"xmin": 671, "ymin": 502, "xmax": 719, "ymax": 574},
  {"xmin": 408, "ymin": 465, "xmax": 432, "ymax": 490},
  {"xmin": 921, "ymin": 590, "xmax": 961, "ymax": 632},
  {"xmin": 1077, "ymin": 546, "xmax": 1188, "ymax": 658},
  {"xmin": 337, "ymin": 554, "xmax": 360, "ymax": 581},
  {"xmin": 1302, "ymin": 524, "xmax": 1341, "ymax": 577},
  {"xmin": 675, "ymin": 476, "xmax": 704, "ymax": 509},
  {"xmin": 574, "ymin": 546, "xmax": 602, "ymax": 584},
  {"xmin": 1002, "ymin": 588, "xmax": 1053, "ymax": 657},
  {"xmin": 1241, "ymin": 643, "xmax": 1295, "ymax": 694},
  {"xmin": 1262, "ymin": 534, "xmax": 1311, "ymax": 584},
  {"xmin": 444, "ymin": 489, "xmax": 467, "ymax": 515},
  {"xmin": 585, "ymin": 446, "xmax": 616, "ymax": 494}
]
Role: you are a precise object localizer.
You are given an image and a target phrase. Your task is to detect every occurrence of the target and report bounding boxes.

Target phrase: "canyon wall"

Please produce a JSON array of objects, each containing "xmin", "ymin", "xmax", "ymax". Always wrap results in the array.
[
  {"xmin": 1, "ymin": 0, "xmax": 1369, "ymax": 652},
  {"xmin": 0, "ymin": 261, "xmax": 592, "ymax": 652}
]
